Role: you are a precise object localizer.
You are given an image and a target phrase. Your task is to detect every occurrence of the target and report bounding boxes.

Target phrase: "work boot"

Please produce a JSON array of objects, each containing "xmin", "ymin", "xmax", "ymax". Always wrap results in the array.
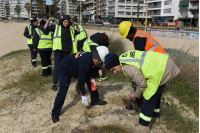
[
  {"xmin": 91, "ymin": 99, "xmax": 107, "ymax": 105},
  {"xmin": 131, "ymin": 123, "xmax": 150, "ymax": 133},
  {"xmin": 125, "ymin": 100, "xmax": 139, "ymax": 112},
  {"xmin": 51, "ymin": 114, "xmax": 60, "ymax": 123},
  {"xmin": 149, "ymin": 117, "xmax": 160, "ymax": 129},
  {"xmin": 52, "ymin": 84, "xmax": 58, "ymax": 91}
]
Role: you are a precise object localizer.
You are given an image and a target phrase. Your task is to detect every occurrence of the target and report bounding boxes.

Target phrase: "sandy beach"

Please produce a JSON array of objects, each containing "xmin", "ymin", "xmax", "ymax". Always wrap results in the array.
[{"xmin": 0, "ymin": 22, "xmax": 199, "ymax": 57}]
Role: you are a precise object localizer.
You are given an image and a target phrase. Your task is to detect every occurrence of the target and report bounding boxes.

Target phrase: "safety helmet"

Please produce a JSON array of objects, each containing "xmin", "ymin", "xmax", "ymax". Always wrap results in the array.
[
  {"xmin": 118, "ymin": 21, "xmax": 132, "ymax": 38},
  {"xmin": 96, "ymin": 46, "xmax": 109, "ymax": 62}
]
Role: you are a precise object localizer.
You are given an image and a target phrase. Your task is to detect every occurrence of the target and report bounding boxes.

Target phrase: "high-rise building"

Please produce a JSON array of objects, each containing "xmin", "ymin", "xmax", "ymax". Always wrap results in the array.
[
  {"xmin": 31, "ymin": 0, "xmax": 46, "ymax": 19},
  {"xmin": 178, "ymin": 0, "xmax": 199, "ymax": 25},
  {"xmin": 0, "ymin": 0, "xmax": 10, "ymax": 19}
]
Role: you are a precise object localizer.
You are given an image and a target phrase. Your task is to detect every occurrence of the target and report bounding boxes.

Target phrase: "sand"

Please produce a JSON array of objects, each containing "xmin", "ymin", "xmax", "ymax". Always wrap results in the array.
[{"xmin": 0, "ymin": 22, "xmax": 199, "ymax": 57}]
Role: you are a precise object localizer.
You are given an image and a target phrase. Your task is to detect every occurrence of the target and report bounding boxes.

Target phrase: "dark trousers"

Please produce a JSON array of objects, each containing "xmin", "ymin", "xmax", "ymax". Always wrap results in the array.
[
  {"xmin": 29, "ymin": 47, "xmax": 37, "ymax": 65},
  {"xmin": 139, "ymin": 84, "xmax": 165, "ymax": 126},
  {"xmin": 53, "ymin": 52, "xmax": 70, "ymax": 84},
  {"xmin": 52, "ymin": 71, "xmax": 99, "ymax": 115},
  {"xmin": 77, "ymin": 38, "xmax": 87, "ymax": 52},
  {"xmin": 39, "ymin": 51, "xmax": 52, "ymax": 76}
]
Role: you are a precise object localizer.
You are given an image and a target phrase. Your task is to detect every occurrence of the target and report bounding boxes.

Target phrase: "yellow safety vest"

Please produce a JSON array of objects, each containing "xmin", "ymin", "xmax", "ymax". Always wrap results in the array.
[
  {"xmin": 27, "ymin": 25, "xmax": 33, "ymax": 44},
  {"xmin": 35, "ymin": 28, "xmax": 53, "ymax": 49},
  {"xmin": 119, "ymin": 50, "xmax": 169, "ymax": 100},
  {"xmin": 74, "ymin": 25, "xmax": 87, "ymax": 41},
  {"xmin": 53, "ymin": 25, "xmax": 77, "ymax": 54},
  {"xmin": 82, "ymin": 38, "xmax": 98, "ymax": 52}
]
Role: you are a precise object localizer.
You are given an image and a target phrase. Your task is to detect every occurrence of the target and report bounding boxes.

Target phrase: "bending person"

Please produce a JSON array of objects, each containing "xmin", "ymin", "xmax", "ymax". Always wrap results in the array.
[
  {"xmin": 51, "ymin": 46, "xmax": 109, "ymax": 123},
  {"xmin": 104, "ymin": 50, "xmax": 180, "ymax": 133}
]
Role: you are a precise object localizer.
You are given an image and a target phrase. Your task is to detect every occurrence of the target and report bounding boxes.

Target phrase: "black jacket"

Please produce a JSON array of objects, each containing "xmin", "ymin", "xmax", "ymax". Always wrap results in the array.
[
  {"xmin": 59, "ymin": 52, "xmax": 95, "ymax": 95},
  {"xmin": 32, "ymin": 24, "xmax": 52, "ymax": 52},
  {"xmin": 23, "ymin": 24, "xmax": 37, "ymax": 47},
  {"xmin": 132, "ymin": 29, "xmax": 147, "ymax": 51},
  {"xmin": 43, "ymin": 23, "xmax": 79, "ymax": 53}
]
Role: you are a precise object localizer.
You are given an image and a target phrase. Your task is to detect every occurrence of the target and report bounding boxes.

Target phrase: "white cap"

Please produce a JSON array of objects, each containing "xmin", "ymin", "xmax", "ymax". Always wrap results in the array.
[{"xmin": 96, "ymin": 46, "xmax": 109, "ymax": 62}]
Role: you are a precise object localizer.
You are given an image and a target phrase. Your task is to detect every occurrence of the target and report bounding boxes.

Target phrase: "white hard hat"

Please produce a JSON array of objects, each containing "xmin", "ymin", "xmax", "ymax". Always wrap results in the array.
[{"xmin": 96, "ymin": 46, "xmax": 109, "ymax": 62}]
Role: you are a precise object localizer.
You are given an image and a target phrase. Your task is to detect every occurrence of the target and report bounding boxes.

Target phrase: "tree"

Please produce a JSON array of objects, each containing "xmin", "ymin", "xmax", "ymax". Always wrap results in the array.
[
  {"xmin": 76, "ymin": 4, "xmax": 86, "ymax": 21},
  {"xmin": 4, "ymin": 5, "xmax": 10, "ymax": 19},
  {"xmin": 36, "ymin": 0, "xmax": 45, "ymax": 18},
  {"xmin": 52, "ymin": 0, "xmax": 60, "ymax": 18},
  {"xmin": 70, "ymin": 0, "xmax": 76, "ymax": 21},
  {"xmin": 24, "ymin": 3, "xmax": 31, "ymax": 22},
  {"xmin": 14, "ymin": 5, "xmax": 21, "ymax": 20}
]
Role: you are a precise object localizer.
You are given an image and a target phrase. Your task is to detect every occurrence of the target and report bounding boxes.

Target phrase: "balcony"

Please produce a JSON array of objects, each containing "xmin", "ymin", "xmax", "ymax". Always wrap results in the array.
[
  {"xmin": 190, "ymin": 0, "xmax": 199, "ymax": 1},
  {"xmin": 189, "ymin": 5, "xmax": 199, "ymax": 10},
  {"xmin": 148, "ymin": 5, "xmax": 161, "ymax": 8},
  {"xmin": 179, "ymin": 6, "xmax": 188, "ymax": 11},
  {"xmin": 180, "ymin": 0, "xmax": 189, "ymax": 2},
  {"xmin": 148, "ymin": 12, "xmax": 161, "ymax": 15},
  {"xmin": 108, "ymin": 9, "xmax": 115, "ymax": 12},
  {"xmin": 179, "ymin": 2, "xmax": 189, "ymax": 6},
  {"xmin": 108, "ymin": 2, "xmax": 115, "ymax": 6}
]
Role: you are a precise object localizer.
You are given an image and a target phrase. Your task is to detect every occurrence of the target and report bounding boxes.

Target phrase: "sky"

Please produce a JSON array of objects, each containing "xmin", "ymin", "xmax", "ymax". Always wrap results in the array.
[{"xmin": 46, "ymin": 0, "xmax": 52, "ymax": 5}]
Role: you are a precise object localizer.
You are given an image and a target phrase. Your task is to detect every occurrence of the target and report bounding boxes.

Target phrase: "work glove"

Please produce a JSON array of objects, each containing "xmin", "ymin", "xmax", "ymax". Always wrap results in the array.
[
  {"xmin": 81, "ymin": 95, "xmax": 89, "ymax": 106},
  {"xmin": 90, "ymin": 79, "xmax": 97, "ymax": 91}
]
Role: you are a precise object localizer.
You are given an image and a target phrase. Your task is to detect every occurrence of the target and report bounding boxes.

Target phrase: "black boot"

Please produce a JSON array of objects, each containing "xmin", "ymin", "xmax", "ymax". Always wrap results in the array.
[
  {"xmin": 51, "ymin": 114, "xmax": 60, "ymax": 123},
  {"xmin": 91, "ymin": 99, "xmax": 107, "ymax": 105},
  {"xmin": 52, "ymin": 84, "xmax": 58, "ymax": 91}
]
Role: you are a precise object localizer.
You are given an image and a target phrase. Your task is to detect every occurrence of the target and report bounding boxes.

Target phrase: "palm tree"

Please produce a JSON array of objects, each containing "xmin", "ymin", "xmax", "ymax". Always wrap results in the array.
[
  {"xmin": 36, "ymin": 0, "xmax": 45, "ymax": 18},
  {"xmin": 4, "ymin": 5, "xmax": 10, "ymax": 19},
  {"xmin": 14, "ymin": 5, "xmax": 21, "ymax": 20},
  {"xmin": 24, "ymin": 3, "xmax": 31, "ymax": 22},
  {"xmin": 70, "ymin": 0, "xmax": 76, "ymax": 21},
  {"xmin": 76, "ymin": 4, "xmax": 86, "ymax": 22},
  {"xmin": 52, "ymin": 0, "xmax": 60, "ymax": 18}
]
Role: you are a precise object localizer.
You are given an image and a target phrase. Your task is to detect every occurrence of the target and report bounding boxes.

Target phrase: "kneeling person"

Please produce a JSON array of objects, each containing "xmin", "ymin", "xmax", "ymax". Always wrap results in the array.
[
  {"xmin": 51, "ymin": 46, "xmax": 109, "ymax": 123},
  {"xmin": 104, "ymin": 50, "xmax": 180, "ymax": 133}
]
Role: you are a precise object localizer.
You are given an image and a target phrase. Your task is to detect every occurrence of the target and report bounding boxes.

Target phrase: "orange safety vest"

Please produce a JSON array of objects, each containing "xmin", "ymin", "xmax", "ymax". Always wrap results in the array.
[{"xmin": 132, "ymin": 30, "xmax": 166, "ymax": 54}]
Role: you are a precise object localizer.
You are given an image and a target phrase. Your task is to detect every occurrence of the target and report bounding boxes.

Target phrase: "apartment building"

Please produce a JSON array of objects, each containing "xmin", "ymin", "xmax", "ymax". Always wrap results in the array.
[
  {"xmin": 58, "ymin": 0, "xmax": 66, "ymax": 17},
  {"xmin": 31, "ymin": 0, "xmax": 46, "ymax": 18},
  {"xmin": 145, "ymin": 0, "xmax": 180, "ymax": 22},
  {"xmin": 178, "ymin": 0, "xmax": 199, "ymax": 25},
  {"xmin": 0, "ymin": 0, "xmax": 32, "ymax": 19}
]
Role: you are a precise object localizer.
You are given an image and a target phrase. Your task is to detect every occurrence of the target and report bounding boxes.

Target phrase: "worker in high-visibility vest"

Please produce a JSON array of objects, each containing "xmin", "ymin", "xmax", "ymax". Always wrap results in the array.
[
  {"xmin": 51, "ymin": 46, "xmax": 109, "ymax": 123},
  {"xmin": 119, "ymin": 21, "xmax": 167, "ymax": 110},
  {"xmin": 43, "ymin": 15, "xmax": 80, "ymax": 91},
  {"xmin": 82, "ymin": 33, "xmax": 109, "ymax": 81},
  {"xmin": 33, "ymin": 20, "xmax": 53, "ymax": 76},
  {"xmin": 23, "ymin": 18, "xmax": 38, "ymax": 67},
  {"xmin": 119, "ymin": 21, "xmax": 166, "ymax": 54},
  {"xmin": 104, "ymin": 51, "xmax": 180, "ymax": 133},
  {"xmin": 71, "ymin": 22, "xmax": 87, "ymax": 51}
]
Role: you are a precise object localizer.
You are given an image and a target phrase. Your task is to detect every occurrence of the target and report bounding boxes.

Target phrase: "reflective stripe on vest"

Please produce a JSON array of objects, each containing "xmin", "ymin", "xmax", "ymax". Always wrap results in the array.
[
  {"xmin": 35, "ymin": 28, "xmax": 53, "ymax": 49},
  {"xmin": 154, "ymin": 108, "xmax": 160, "ymax": 113},
  {"xmin": 27, "ymin": 25, "xmax": 33, "ymax": 44},
  {"xmin": 133, "ymin": 30, "xmax": 166, "ymax": 54},
  {"xmin": 119, "ymin": 50, "xmax": 168, "ymax": 100},
  {"xmin": 82, "ymin": 38, "xmax": 98, "ymax": 52}
]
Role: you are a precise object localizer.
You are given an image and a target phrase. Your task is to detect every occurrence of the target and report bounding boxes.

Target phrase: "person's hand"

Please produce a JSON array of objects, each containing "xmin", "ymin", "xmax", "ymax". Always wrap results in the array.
[
  {"xmin": 129, "ymin": 93, "xmax": 136, "ymax": 101},
  {"xmin": 31, "ymin": 35, "xmax": 33, "ymax": 39},
  {"xmin": 34, "ymin": 49, "xmax": 36, "ymax": 52},
  {"xmin": 81, "ymin": 95, "xmax": 89, "ymax": 106},
  {"xmin": 44, "ymin": 20, "xmax": 49, "ymax": 29},
  {"xmin": 90, "ymin": 79, "xmax": 96, "ymax": 91},
  {"xmin": 98, "ymin": 69, "xmax": 102, "ymax": 77}
]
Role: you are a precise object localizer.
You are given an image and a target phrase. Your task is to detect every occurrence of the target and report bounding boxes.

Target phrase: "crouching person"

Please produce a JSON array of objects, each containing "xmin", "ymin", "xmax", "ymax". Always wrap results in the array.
[
  {"xmin": 104, "ymin": 50, "xmax": 180, "ymax": 133},
  {"xmin": 51, "ymin": 46, "xmax": 109, "ymax": 123}
]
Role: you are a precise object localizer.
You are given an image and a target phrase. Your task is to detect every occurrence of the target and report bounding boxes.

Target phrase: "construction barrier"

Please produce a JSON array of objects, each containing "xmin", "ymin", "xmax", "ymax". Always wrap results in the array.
[{"xmin": 168, "ymin": 22, "xmax": 175, "ymax": 25}]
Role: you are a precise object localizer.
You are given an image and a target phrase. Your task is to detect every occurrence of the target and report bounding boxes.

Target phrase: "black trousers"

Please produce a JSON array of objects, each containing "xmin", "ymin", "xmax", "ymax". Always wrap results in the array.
[
  {"xmin": 39, "ymin": 51, "xmax": 52, "ymax": 76},
  {"xmin": 139, "ymin": 84, "xmax": 165, "ymax": 126},
  {"xmin": 52, "ymin": 70, "xmax": 99, "ymax": 115},
  {"xmin": 77, "ymin": 38, "xmax": 87, "ymax": 52},
  {"xmin": 53, "ymin": 51, "xmax": 70, "ymax": 84},
  {"xmin": 29, "ymin": 47, "xmax": 37, "ymax": 65}
]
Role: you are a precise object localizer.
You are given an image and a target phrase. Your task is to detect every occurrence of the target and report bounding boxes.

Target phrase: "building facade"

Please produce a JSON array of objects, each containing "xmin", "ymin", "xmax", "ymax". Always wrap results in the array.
[{"xmin": 31, "ymin": 0, "xmax": 46, "ymax": 19}]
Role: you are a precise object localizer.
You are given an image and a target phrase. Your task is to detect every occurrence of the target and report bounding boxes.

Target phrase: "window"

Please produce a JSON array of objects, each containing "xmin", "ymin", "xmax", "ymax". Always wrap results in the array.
[
  {"xmin": 164, "ymin": 0, "xmax": 172, "ymax": 5},
  {"xmin": 126, "ymin": 1, "xmax": 131, "ymax": 4},
  {"xmin": 118, "ymin": 12, "xmax": 124, "ymax": 15},
  {"xmin": 163, "ymin": 8, "xmax": 171, "ymax": 13},
  {"xmin": 119, "ymin": 1, "xmax": 125, "ymax": 3},
  {"xmin": 118, "ymin": 6, "xmax": 125, "ymax": 9},
  {"xmin": 126, "ymin": 6, "xmax": 131, "ymax": 10},
  {"xmin": 126, "ymin": 12, "xmax": 131, "ymax": 15}
]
